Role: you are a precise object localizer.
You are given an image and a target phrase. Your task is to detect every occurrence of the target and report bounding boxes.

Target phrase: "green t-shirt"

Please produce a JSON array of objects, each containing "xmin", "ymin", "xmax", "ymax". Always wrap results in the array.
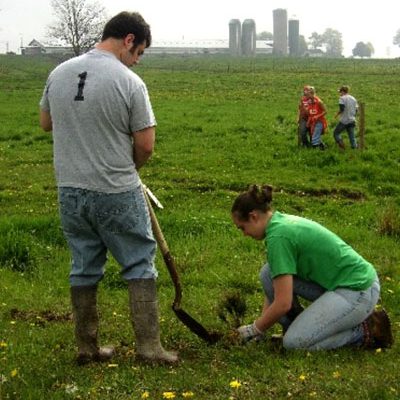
[{"xmin": 265, "ymin": 212, "xmax": 376, "ymax": 290}]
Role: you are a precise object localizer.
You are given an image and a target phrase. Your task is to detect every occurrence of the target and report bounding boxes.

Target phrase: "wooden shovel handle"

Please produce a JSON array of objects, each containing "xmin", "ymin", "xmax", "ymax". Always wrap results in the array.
[{"xmin": 143, "ymin": 188, "xmax": 183, "ymax": 307}]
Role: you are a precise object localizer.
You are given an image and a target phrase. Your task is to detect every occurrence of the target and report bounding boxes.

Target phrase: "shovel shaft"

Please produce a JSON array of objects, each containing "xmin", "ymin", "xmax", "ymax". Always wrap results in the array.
[
  {"xmin": 142, "ymin": 185, "xmax": 222, "ymax": 344},
  {"xmin": 143, "ymin": 188, "xmax": 182, "ymax": 307},
  {"xmin": 161, "ymin": 251, "xmax": 182, "ymax": 307}
]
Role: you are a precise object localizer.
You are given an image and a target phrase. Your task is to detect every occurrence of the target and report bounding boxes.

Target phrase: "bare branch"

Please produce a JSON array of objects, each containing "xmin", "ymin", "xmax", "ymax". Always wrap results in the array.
[{"xmin": 48, "ymin": 0, "xmax": 108, "ymax": 56}]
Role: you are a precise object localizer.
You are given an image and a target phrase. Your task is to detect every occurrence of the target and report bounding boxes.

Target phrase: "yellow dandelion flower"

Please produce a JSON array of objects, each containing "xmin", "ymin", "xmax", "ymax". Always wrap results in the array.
[
  {"xmin": 0, "ymin": 341, "xmax": 7, "ymax": 348},
  {"xmin": 11, "ymin": 369, "xmax": 18, "ymax": 378},
  {"xmin": 375, "ymin": 348, "xmax": 382, "ymax": 353},
  {"xmin": 141, "ymin": 391, "xmax": 150, "ymax": 399},
  {"xmin": 229, "ymin": 379, "xmax": 242, "ymax": 389},
  {"xmin": 333, "ymin": 371, "xmax": 341, "ymax": 378},
  {"xmin": 309, "ymin": 391, "xmax": 317, "ymax": 397},
  {"xmin": 162, "ymin": 391, "xmax": 176, "ymax": 399},
  {"xmin": 299, "ymin": 374, "xmax": 306, "ymax": 381},
  {"xmin": 182, "ymin": 391, "xmax": 194, "ymax": 398}
]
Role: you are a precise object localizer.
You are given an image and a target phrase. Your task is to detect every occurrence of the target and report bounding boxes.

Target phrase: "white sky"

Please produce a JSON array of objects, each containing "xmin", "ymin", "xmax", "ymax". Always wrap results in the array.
[{"xmin": 1, "ymin": 0, "xmax": 400, "ymax": 58}]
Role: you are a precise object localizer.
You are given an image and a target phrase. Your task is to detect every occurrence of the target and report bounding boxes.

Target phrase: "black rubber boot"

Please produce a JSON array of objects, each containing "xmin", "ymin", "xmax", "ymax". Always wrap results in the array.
[
  {"xmin": 71, "ymin": 286, "xmax": 115, "ymax": 365},
  {"xmin": 128, "ymin": 279, "xmax": 178, "ymax": 364}
]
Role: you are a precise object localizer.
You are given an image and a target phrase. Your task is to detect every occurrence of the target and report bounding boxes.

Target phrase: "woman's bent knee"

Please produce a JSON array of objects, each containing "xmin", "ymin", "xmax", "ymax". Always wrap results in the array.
[{"xmin": 283, "ymin": 329, "xmax": 312, "ymax": 350}]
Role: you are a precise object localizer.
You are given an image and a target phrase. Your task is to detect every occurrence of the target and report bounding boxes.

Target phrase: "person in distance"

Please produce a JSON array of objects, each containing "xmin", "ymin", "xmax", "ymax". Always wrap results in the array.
[
  {"xmin": 306, "ymin": 86, "xmax": 328, "ymax": 150},
  {"xmin": 297, "ymin": 85, "xmax": 312, "ymax": 147},
  {"xmin": 333, "ymin": 85, "xmax": 359, "ymax": 150}
]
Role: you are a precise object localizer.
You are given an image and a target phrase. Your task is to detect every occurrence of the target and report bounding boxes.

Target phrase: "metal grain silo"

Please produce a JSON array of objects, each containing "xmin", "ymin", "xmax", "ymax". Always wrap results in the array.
[
  {"xmin": 273, "ymin": 8, "xmax": 288, "ymax": 56},
  {"xmin": 288, "ymin": 19, "xmax": 300, "ymax": 56},
  {"xmin": 241, "ymin": 19, "xmax": 256, "ymax": 56},
  {"xmin": 229, "ymin": 19, "xmax": 241, "ymax": 56}
]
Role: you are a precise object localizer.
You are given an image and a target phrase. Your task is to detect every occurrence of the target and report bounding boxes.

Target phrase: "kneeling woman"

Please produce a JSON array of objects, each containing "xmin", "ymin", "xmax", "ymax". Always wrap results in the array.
[{"xmin": 231, "ymin": 184, "xmax": 393, "ymax": 350}]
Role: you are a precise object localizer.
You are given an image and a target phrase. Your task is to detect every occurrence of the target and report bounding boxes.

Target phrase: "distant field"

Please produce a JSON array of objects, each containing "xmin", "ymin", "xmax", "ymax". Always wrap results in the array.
[{"xmin": 0, "ymin": 54, "xmax": 399, "ymax": 399}]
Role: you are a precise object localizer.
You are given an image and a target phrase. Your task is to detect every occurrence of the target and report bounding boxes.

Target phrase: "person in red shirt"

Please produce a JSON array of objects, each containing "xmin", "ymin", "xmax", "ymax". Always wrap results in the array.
[
  {"xmin": 297, "ymin": 85, "xmax": 312, "ymax": 147},
  {"xmin": 306, "ymin": 87, "xmax": 328, "ymax": 150}
]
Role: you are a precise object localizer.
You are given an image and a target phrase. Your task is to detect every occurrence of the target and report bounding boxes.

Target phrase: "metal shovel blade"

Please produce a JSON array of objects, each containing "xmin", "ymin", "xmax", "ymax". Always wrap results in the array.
[{"xmin": 172, "ymin": 306, "xmax": 222, "ymax": 344}]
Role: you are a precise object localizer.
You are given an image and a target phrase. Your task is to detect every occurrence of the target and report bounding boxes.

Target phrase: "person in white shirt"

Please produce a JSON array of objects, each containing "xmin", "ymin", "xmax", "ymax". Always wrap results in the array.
[{"xmin": 333, "ymin": 85, "xmax": 359, "ymax": 149}]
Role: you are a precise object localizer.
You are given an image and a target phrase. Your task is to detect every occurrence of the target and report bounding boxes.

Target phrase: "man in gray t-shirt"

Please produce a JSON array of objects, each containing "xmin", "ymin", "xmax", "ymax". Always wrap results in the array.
[
  {"xmin": 333, "ymin": 85, "xmax": 359, "ymax": 149},
  {"xmin": 40, "ymin": 11, "xmax": 177, "ymax": 365}
]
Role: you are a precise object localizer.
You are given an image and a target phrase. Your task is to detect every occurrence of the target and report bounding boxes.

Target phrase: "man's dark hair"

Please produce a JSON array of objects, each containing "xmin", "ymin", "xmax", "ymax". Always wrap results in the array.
[{"xmin": 101, "ymin": 11, "xmax": 152, "ymax": 48}]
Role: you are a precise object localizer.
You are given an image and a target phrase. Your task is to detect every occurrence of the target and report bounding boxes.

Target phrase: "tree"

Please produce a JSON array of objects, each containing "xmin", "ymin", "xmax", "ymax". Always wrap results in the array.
[
  {"xmin": 322, "ymin": 28, "xmax": 343, "ymax": 57},
  {"xmin": 393, "ymin": 29, "xmax": 400, "ymax": 47},
  {"xmin": 308, "ymin": 32, "xmax": 324, "ymax": 50},
  {"xmin": 299, "ymin": 35, "xmax": 308, "ymax": 56},
  {"xmin": 256, "ymin": 31, "xmax": 273, "ymax": 40},
  {"xmin": 352, "ymin": 41, "xmax": 374, "ymax": 58},
  {"xmin": 48, "ymin": 0, "xmax": 108, "ymax": 56}
]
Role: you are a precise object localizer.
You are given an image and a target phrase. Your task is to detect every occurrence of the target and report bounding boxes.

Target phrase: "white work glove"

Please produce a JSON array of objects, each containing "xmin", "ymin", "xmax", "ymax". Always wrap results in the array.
[{"xmin": 236, "ymin": 322, "xmax": 264, "ymax": 343}]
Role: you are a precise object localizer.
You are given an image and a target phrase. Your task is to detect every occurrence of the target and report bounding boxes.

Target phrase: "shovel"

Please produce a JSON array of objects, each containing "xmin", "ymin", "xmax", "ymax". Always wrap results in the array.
[{"xmin": 142, "ymin": 185, "xmax": 222, "ymax": 344}]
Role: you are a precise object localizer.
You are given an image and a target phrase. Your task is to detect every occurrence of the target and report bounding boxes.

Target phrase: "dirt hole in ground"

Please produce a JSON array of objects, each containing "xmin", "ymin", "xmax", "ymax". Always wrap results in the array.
[{"xmin": 10, "ymin": 308, "xmax": 72, "ymax": 326}]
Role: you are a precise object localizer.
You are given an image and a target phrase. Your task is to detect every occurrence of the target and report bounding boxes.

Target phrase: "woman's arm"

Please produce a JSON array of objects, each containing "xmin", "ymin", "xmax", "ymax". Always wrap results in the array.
[
  {"xmin": 255, "ymin": 274, "xmax": 293, "ymax": 332},
  {"xmin": 236, "ymin": 274, "xmax": 294, "ymax": 341}
]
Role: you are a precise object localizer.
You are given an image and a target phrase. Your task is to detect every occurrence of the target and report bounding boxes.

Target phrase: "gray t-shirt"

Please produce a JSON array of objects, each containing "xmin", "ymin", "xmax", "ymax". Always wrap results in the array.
[
  {"xmin": 40, "ymin": 49, "xmax": 156, "ymax": 193},
  {"xmin": 338, "ymin": 94, "xmax": 358, "ymax": 125}
]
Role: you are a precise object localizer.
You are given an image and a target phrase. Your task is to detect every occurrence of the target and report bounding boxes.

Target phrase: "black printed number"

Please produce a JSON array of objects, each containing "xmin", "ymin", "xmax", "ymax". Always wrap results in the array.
[{"xmin": 74, "ymin": 71, "xmax": 87, "ymax": 101}]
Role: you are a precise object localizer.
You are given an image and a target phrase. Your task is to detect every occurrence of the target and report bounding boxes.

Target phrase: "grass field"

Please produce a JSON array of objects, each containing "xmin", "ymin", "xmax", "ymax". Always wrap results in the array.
[{"xmin": 0, "ymin": 54, "xmax": 399, "ymax": 399}]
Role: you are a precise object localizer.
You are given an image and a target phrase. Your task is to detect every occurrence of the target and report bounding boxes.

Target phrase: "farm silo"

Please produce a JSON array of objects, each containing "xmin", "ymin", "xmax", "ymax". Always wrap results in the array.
[
  {"xmin": 229, "ymin": 19, "xmax": 242, "ymax": 56},
  {"xmin": 273, "ymin": 8, "xmax": 288, "ymax": 55},
  {"xmin": 241, "ymin": 19, "xmax": 256, "ymax": 56},
  {"xmin": 288, "ymin": 19, "xmax": 300, "ymax": 56}
]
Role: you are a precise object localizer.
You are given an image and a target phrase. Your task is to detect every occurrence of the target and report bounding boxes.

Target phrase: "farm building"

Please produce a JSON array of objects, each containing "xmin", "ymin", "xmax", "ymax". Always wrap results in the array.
[
  {"xmin": 21, "ymin": 39, "xmax": 74, "ymax": 56},
  {"xmin": 146, "ymin": 39, "xmax": 272, "ymax": 56}
]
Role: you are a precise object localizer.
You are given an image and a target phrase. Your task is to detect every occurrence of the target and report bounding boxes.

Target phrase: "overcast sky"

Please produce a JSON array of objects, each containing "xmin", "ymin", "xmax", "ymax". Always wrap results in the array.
[{"xmin": 1, "ymin": 0, "xmax": 399, "ymax": 57}]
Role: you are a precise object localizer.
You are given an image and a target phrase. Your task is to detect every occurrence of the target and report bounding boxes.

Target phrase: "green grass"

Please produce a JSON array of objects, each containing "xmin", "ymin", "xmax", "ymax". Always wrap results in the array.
[{"xmin": 0, "ymin": 54, "xmax": 399, "ymax": 399}]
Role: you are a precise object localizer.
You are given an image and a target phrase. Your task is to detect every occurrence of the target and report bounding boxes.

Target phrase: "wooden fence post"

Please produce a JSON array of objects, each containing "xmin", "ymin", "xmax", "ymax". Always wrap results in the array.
[{"xmin": 359, "ymin": 102, "xmax": 365, "ymax": 150}]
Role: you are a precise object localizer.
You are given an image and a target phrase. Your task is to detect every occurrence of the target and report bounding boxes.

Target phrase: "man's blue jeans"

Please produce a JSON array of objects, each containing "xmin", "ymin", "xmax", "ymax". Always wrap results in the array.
[
  {"xmin": 58, "ymin": 186, "xmax": 157, "ymax": 287},
  {"xmin": 259, "ymin": 264, "xmax": 380, "ymax": 350},
  {"xmin": 334, "ymin": 121, "xmax": 358, "ymax": 148}
]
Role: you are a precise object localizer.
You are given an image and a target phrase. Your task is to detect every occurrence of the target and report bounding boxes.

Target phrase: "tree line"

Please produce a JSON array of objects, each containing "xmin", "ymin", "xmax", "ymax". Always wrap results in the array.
[
  {"xmin": 46, "ymin": 0, "xmax": 400, "ymax": 58},
  {"xmin": 258, "ymin": 29, "xmax": 376, "ymax": 58}
]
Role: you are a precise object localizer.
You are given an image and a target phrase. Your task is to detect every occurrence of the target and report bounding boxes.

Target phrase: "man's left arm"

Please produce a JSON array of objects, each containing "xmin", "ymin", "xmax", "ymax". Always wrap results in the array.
[
  {"xmin": 40, "ymin": 110, "xmax": 53, "ymax": 132},
  {"xmin": 132, "ymin": 126, "xmax": 155, "ymax": 170}
]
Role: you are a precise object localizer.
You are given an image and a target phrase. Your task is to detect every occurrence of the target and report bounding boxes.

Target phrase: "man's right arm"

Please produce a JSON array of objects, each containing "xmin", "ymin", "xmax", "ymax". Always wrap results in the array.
[{"xmin": 335, "ymin": 103, "xmax": 345, "ymax": 118}]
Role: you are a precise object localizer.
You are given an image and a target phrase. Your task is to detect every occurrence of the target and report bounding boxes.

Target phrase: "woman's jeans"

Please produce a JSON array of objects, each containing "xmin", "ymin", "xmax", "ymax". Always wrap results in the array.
[
  {"xmin": 259, "ymin": 264, "xmax": 380, "ymax": 350},
  {"xmin": 58, "ymin": 186, "xmax": 158, "ymax": 287},
  {"xmin": 311, "ymin": 121, "xmax": 324, "ymax": 146},
  {"xmin": 299, "ymin": 119, "xmax": 310, "ymax": 146}
]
